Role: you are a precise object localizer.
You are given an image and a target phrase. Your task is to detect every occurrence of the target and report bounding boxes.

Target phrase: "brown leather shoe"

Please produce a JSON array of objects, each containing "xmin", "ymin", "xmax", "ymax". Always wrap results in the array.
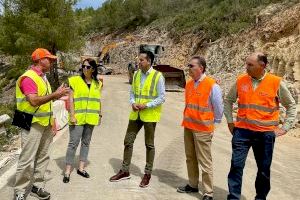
[
  {"xmin": 109, "ymin": 170, "xmax": 131, "ymax": 182},
  {"xmin": 139, "ymin": 174, "xmax": 151, "ymax": 188}
]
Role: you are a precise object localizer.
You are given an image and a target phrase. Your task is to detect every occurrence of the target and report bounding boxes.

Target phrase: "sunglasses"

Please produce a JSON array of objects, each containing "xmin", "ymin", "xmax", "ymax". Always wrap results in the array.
[
  {"xmin": 187, "ymin": 64, "xmax": 196, "ymax": 68},
  {"xmin": 82, "ymin": 65, "xmax": 92, "ymax": 69}
]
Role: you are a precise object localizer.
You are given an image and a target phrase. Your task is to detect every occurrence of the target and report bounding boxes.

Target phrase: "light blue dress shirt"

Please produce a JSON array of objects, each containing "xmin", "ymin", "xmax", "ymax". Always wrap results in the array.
[{"xmin": 130, "ymin": 67, "xmax": 166, "ymax": 108}]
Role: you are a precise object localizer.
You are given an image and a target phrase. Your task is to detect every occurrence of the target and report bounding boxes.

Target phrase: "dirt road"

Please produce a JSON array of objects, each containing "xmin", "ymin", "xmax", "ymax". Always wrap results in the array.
[{"xmin": 0, "ymin": 75, "xmax": 299, "ymax": 200}]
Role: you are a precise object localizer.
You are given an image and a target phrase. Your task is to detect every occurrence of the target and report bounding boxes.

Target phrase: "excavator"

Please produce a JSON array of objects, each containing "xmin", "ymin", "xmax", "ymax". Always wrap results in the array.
[
  {"xmin": 81, "ymin": 35, "xmax": 135, "ymax": 75},
  {"xmin": 128, "ymin": 44, "xmax": 186, "ymax": 91}
]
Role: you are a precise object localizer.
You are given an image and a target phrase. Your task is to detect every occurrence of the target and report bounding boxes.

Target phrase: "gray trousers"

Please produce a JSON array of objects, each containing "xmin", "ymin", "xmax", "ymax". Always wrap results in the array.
[
  {"xmin": 14, "ymin": 123, "xmax": 53, "ymax": 195},
  {"xmin": 65, "ymin": 125, "xmax": 94, "ymax": 165}
]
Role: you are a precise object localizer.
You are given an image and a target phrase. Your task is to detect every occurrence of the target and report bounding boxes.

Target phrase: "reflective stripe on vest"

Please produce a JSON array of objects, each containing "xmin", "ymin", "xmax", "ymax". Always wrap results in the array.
[
  {"xmin": 68, "ymin": 76, "xmax": 101, "ymax": 126},
  {"xmin": 75, "ymin": 109, "xmax": 101, "ymax": 114},
  {"xmin": 183, "ymin": 117, "xmax": 214, "ymax": 125},
  {"xmin": 182, "ymin": 76, "xmax": 215, "ymax": 133},
  {"xmin": 235, "ymin": 73, "xmax": 281, "ymax": 132},
  {"xmin": 236, "ymin": 117, "xmax": 279, "ymax": 126},
  {"xmin": 15, "ymin": 69, "xmax": 53, "ymax": 126},
  {"xmin": 186, "ymin": 104, "xmax": 212, "ymax": 112},
  {"xmin": 238, "ymin": 104, "xmax": 279, "ymax": 113},
  {"xmin": 129, "ymin": 69, "xmax": 163, "ymax": 122},
  {"xmin": 74, "ymin": 97, "xmax": 101, "ymax": 102}
]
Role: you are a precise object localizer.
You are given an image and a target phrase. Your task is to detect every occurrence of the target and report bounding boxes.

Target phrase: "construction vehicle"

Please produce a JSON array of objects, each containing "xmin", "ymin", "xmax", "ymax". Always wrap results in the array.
[
  {"xmin": 81, "ymin": 35, "xmax": 135, "ymax": 75},
  {"xmin": 128, "ymin": 44, "xmax": 186, "ymax": 91},
  {"xmin": 99, "ymin": 35, "xmax": 134, "ymax": 62}
]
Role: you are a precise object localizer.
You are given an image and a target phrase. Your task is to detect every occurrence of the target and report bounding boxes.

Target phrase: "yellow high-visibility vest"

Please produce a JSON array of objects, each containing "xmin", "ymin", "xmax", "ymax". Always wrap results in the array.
[
  {"xmin": 69, "ymin": 76, "xmax": 102, "ymax": 125},
  {"xmin": 16, "ymin": 70, "xmax": 53, "ymax": 126},
  {"xmin": 129, "ymin": 69, "xmax": 162, "ymax": 122}
]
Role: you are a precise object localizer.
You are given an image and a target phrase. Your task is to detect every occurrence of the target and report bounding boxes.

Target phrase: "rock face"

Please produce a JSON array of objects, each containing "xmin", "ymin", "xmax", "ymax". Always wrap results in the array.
[
  {"xmin": 86, "ymin": 2, "xmax": 300, "ymax": 135},
  {"xmin": 200, "ymin": 2, "xmax": 300, "ymax": 134}
]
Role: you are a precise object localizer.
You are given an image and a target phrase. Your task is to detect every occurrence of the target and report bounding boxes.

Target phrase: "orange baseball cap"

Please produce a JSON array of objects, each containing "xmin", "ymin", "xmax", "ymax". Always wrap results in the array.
[{"xmin": 31, "ymin": 48, "xmax": 57, "ymax": 61}]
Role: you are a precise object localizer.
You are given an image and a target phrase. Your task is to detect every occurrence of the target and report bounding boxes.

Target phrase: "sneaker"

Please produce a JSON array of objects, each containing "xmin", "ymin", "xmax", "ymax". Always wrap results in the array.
[
  {"xmin": 109, "ymin": 170, "xmax": 131, "ymax": 182},
  {"xmin": 139, "ymin": 174, "xmax": 151, "ymax": 188},
  {"xmin": 30, "ymin": 185, "xmax": 50, "ymax": 200},
  {"xmin": 177, "ymin": 184, "xmax": 199, "ymax": 193},
  {"xmin": 15, "ymin": 193, "xmax": 25, "ymax": 200}
]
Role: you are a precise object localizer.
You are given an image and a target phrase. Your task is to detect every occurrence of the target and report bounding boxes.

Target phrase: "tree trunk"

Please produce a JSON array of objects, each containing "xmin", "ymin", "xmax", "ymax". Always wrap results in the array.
[{"xmin": 49, "ymin": 44, "xmax": 60, "ymax": 90}]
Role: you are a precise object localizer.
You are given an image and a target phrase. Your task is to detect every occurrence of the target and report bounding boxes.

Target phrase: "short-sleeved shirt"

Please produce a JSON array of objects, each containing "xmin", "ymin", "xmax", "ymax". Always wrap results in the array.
[{"xmin": 20, "ymin": 66, "xmax": 45, "ymax": 96}]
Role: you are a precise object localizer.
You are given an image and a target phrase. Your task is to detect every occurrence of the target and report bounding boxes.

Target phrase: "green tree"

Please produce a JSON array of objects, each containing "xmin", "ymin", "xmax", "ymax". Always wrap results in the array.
[{"xmin": 0, "ymin": 0, "xmax": 82, "ymax": 89}]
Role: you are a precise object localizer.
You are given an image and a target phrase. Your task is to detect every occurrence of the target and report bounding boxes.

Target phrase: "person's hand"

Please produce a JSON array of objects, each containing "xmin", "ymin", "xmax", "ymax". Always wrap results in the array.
[
  {"xmin": 137, "ymin": 104, "xmax": 147, "ymax": 110},
  {"xmin": 274, "ymin": 128, "xmax": 287, "ymax": 137},
  {"xmin": 228, "ymin": 123, "xmax": 235, "ymax": 135},
  {"xmin": 97, "ymin": 75, "xmax": 104, "ymax": 83},
  {"xmin": 51, "ymin": 119, "xmax": 57, "ymax": 136},
  {"xmin": 54, "ymin": 83, "xmax": 70, "ymax": 99},
  {"xmin": 70, "ymin": 115, "xmax": 77, "ymax": 124},
  {"xmin": 51, "ymin": 126, "xmax": 57, "ymax": 136},
  {"xmin": 132, "ymin": 103, "xmax": 139, "ymax": 111}
]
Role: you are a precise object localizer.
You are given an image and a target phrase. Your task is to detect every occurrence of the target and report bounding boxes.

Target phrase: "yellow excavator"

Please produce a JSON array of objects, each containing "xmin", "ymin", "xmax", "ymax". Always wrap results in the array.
[
  {"xmin": 81, "ymin": 35, "xmax": 135, "ymax": 75},
  {"xmin": 98, "ymin": 35, "xmax": 135, "ymax": 62}
]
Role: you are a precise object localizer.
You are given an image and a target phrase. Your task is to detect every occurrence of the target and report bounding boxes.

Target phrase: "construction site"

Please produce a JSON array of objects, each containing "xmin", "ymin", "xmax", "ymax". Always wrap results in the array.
[{"xmin": 0, "ymin": 1, "xmax": 300, "ymax": 200}]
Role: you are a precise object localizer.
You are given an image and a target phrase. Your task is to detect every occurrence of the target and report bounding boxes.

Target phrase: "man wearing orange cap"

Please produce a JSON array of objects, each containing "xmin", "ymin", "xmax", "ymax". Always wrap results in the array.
[{"xmin": 14, "ymin": 48, "xmax": 70, "ymax": 200}]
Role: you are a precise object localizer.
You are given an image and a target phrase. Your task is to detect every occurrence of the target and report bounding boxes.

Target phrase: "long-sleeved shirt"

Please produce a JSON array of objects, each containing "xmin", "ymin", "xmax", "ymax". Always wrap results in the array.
[
  {"xmin": 224, "ymin": 72, "xmax": 297, "ymax": 131},
  {"xmin": 130, "ymin": 67, "xmax": 165, "ymax": 108},
  {"xmin": 192, "ymin": 74, "xmax": 224, "ymax": 123}
]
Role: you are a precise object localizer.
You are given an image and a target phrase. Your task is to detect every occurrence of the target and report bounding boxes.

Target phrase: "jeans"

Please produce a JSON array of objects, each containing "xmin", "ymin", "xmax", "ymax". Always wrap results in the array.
[
  {"xmin": 227, "ymin": 128, "xmax": 275, "ymax": 200},
  {"xmin": 65, "ymin": 125, "xmax": 94, "ymax": 165}
]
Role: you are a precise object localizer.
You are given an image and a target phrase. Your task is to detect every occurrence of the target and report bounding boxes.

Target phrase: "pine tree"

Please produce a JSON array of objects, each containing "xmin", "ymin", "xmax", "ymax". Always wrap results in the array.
[{"xmin": 0, "ymin": 0, "xmax": 82, "ymax": 89}]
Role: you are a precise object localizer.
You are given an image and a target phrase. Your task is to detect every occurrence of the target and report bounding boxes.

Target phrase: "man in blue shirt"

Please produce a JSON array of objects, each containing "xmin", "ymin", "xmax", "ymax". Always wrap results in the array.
[{"xmin": 109, "ymin": 51, "xmax": 165, "ymax": 188}]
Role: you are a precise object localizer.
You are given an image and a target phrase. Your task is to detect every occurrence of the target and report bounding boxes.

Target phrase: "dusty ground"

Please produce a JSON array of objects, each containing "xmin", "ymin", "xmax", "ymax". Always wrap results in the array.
[{"xmin": 0, "ymin": 75, "xmax": 299, "ymax": 200}]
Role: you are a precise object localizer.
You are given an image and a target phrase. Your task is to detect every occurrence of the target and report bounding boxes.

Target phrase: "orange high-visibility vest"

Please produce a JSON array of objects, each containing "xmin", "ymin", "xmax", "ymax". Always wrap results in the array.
[
  {"xmin": 182, "ymin": 76, "xmax": 215, "ymax": 133},
  {"xmin": 235, "ymin": 73, "xmax": 281, "ymax": 132}
]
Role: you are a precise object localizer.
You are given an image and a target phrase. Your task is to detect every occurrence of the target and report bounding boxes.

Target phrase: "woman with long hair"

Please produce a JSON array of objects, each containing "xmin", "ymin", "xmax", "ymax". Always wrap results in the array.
[{"xmin": 63, "ymin": 58, "xmax": 103, "ymax": 183}]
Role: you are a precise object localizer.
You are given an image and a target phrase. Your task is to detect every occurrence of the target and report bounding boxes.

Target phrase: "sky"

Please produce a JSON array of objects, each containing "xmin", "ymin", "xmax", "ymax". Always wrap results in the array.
[
  {"xmin": 0, "ymin": 0, "xmax": 105, "ymax": 14},
  {"xmin": 75, "ymin": 0, "xmax": 106, "ymax": 9}
]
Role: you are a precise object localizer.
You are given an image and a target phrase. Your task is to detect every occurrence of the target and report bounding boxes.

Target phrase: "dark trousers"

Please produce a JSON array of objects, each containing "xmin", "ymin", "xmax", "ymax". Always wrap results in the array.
[
  {"xmin": 122, "ymin": 119, "xmax": 156, "ymax": 174},
  {"xmin": 227, "ymin": 128, "xmax": 276, "ymax": 200}
]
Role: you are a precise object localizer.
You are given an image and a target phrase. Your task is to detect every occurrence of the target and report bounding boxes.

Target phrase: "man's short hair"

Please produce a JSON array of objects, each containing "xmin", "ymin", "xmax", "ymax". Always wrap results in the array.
[
  {"xmin": 257, "ymin": 54, "xmax": 268, "ymax": 66},
  {"xmin": 191, "ymin": 56, "xmax": 207, "ymax": 72},
  {"xmin": 140, "ymin": 50, "xmax": 155, "ymax": 65}
]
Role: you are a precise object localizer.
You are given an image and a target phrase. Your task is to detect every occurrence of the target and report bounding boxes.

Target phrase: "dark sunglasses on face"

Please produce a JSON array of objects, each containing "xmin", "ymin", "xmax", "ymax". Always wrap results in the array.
[
  {"xmin": 187, "ymin": 64, "xmax": 196, "ymax": 68},
  {"xmin": 82, "ymin": 65, "xmax": 92, "ymax": 69}
]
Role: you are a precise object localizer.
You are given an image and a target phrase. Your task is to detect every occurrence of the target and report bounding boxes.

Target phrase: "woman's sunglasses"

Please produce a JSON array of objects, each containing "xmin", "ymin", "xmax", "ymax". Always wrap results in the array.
[{"xmin": 82, "ymin": 65, "xmax": 92, "ymax": 69}]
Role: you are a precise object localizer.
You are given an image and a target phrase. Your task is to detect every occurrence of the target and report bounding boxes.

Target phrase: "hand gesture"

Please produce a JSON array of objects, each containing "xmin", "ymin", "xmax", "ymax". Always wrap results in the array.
[{"xmin": 54, "ymin": 83, "xmax": 70, "ymax": 99}]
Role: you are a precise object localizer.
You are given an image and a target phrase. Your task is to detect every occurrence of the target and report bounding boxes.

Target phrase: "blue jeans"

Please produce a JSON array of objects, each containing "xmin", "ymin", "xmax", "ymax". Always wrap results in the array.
[
  {"xmin": 65, "ymin": 125, "xmax": 94, "ymax": 165},
  {"xmin": 227, "ymin": 128, "xmax": 276, "ymax": 200}
]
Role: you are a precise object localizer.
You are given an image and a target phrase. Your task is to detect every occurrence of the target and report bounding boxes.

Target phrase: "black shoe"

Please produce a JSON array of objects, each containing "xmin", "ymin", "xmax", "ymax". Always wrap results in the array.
[
  {"xmin": 202, "ymin": 195, "xmax": 213, "ymax": 200},
  {"xmin": 63, "ymin": 174, "xmax": 70, "ymax": 183},
  {"xmin": 15, "ymin": 193, "xmax": 25, "ymax": 200},
  {"xmin": 30, "ymin": 185, "xmax": 50, "ymax": 200},
  {"xmin": 77, "ymin": 169, "xmax": 90, "ymax": 178},
  {"xmin": 177, "ymin": 184, "xmax": 199, "ymax": 193}
]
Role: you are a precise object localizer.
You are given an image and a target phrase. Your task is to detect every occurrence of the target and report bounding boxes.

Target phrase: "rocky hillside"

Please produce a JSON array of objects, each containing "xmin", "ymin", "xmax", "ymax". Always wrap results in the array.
[
  {"xmin": 85, "ymin": 2, "xmax": 300, "ymax": 135},
  {"xmin": 0, "ymin": 2, "xmax": 299, "ymax": 135}
]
